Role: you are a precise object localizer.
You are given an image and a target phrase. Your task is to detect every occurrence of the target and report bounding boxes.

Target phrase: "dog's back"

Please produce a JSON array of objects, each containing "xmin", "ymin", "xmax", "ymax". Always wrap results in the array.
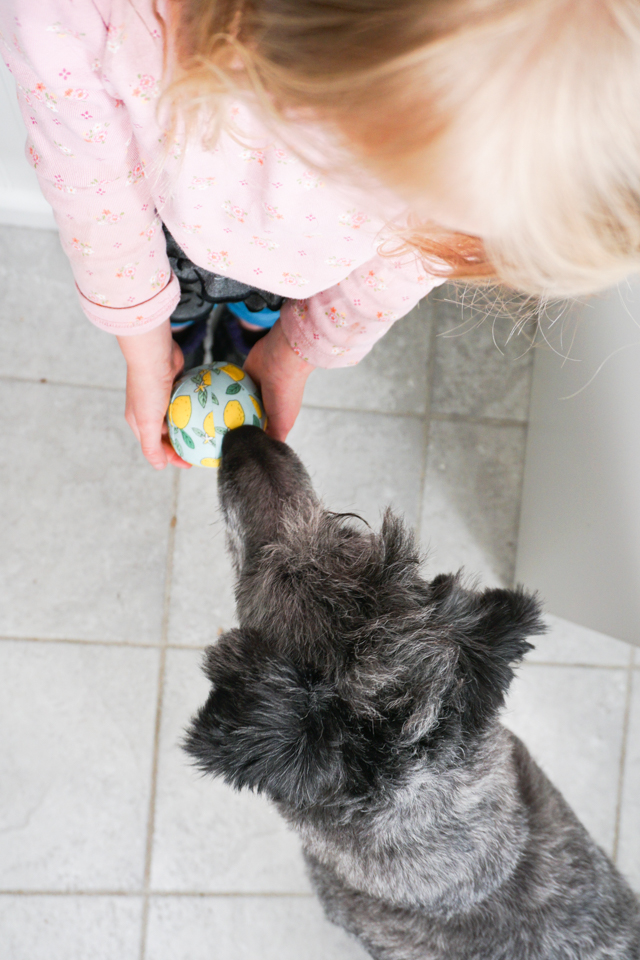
[
  {"xmin": 299, "ymin": 728, "xmax": 639, "ymax": 960},
  {"xmin": 184, "ymin": 427, "xmax": 640, "ymax": 960}
]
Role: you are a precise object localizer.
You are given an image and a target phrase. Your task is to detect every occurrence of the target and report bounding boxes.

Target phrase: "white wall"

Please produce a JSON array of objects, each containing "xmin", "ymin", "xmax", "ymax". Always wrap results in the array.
[
  {"xmin": 0, "ymin": 57, "xmax": 55, "ymax": 229},
  {"xmin": 516, "ymin": 284, "xmax": 640, "ymax": 646}
]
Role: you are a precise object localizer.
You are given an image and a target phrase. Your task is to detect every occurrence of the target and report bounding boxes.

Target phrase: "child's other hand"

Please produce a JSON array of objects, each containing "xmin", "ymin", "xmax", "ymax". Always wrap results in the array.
[
  {"xmin": 117, "ymin": 320, "xmax": 192, "ymax": 470},
  {"xmin": 244, "ymin": 319, "xmax": 314, "ymax": 442}
]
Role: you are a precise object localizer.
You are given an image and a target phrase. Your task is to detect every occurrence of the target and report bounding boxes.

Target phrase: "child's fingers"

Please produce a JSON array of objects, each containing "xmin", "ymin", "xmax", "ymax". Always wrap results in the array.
[
  {"xmin": 262, "ymin": 384, "xmax": 301, "ymax": 442},
  {"xmin": 163, "ymin": 437, "xmax": 192, "ymax": 469},
  {"xmin": 124, "ymin": 406, "xmax": 141, "ymax": 443},
  {"xmin": 137, "ymin": 419, "xmax": 170, "ymax": 470},
  {"xmin": 161, "ymin": 421, "xmax": 192, "ymax": 469}
]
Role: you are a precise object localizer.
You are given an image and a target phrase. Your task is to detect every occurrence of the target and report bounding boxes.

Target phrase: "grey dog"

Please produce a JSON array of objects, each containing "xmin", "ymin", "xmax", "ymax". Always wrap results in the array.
[{"xmin": 185, "ymin": 426, "xmax": 640, "ymax": 960}]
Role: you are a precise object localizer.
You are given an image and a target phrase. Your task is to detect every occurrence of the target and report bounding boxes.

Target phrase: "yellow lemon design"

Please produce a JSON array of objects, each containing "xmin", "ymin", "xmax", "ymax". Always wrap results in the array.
[
  {"xmin": 201, "ymin": 370, "xmax": 212, "ymax": 386},
  {"xmin": 203, "ymin": 411, "xmax": 216, "ymax": 437},
  {"xmin": 249, "ymin": 394, "xmax": 263, "ymax": 420},
  {"xmin": 200, "ymin": 457, "xmax": 221, "ymax": 468},
  {"xmin": 169, "ymin": 394, "xmax": 191, "ymax": 429},
  {"xmin": 220, "ymin": 363, "xmax": 245, "ymax": 382},
  {"xmin": 224, "ymin": 399, "xmax": 245, "ymax": 430}
]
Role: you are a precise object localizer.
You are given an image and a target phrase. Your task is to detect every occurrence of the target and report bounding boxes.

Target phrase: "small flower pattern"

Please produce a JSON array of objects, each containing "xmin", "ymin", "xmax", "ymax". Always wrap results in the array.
[
  {"xmin": 223, "ymin": 201, "xmax": 247, "ymax": 223},
  {"xmin": 150, "ymin": 268, "xmax": 169, "ymax": 289},
  {"xmin": 140, "ymin": 217, "xmax": 160, "ymax": 241},
  {"xmin": 95, "ymin": 208, "xmax": 124, "ymax": 226},
  {"xmin": 188, "ymin": 176, "xmax": 216, "ymax": 191},
  {"xmin": 126, "ymin": 162, "xmax": 145, "ymax": 186},
  {"xmin": 83, "ymin": 122, "xmax": 109, "ymax": 144},
  {"xmin": 63, "ymin": 88, "xmax": 89, "ymax": 101},
  {"xmin": 274, "ymin": 148, "xmax": 294, "ymax": 164},
  {"xmin": 280, "ymin": 272, "xmax": 308, "ymax": 288},
  {"xmin": 207, "ymin": 250, "xmax": 232, "ymax": 269},
  {"xmin": 53, "ymin": 174, "xmax": 76, "ymax": 194},
  {"xmin": 325, "ymin": 306, "xmax": 347, "ymax": 327},
  {"xmin": 326, "ymin": 256, "xmax": 354, "ymax": 268},
  {"xmin": 116, "ymin": 263, "xmax": 138, "ymax": 280},
  {"xmin": 28, "ymin": 81, "xmax": 58, "ymax": 112},
  {"xmin": 131, "ymin": 73, "xmax": 159, "ymax": 101},
  {"xmin": 263, "ymin": 203, "xmax": 284, "ymax": 221},
  {"xmin": 53, "ymin": 141, "xmax": 74, "ymax": 157},
  {"xmin": 106, "ymin": 23, "xmax": 126, "ymax": 51},
  {"xmin": 297, "ymin": 171, "xmax": 324, "ymax": 190},
  {"xmin": 70, "ymin": 238, "xmax": 93, "ymax": 257},
  {"xmin": 338, "ymin": 209, "xmax": 370, "ymax": 230},
  {"xmin": 240, "ymin": 148, "xmax": 265, "ymax": 165},
  {"xmin": 250, "ymin": 235, "xmax": 279, "ymax": 252},
  {"xmin": 47, "ymin": 22, "xmax": 86, "ymax": 41},
  {"xmin": 361, "ymin": 270, "xmax": 387, "ymax": 293},
  {"xmin": 90, "ymin": 292, "xmax": 110, "ymax": 306}
]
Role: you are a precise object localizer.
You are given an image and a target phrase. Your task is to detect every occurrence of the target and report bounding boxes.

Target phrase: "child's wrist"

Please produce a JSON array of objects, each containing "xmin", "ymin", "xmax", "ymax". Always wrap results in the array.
[{"xmin": 117, "ymin": 318, "xmax": 174, "ymax": 372}]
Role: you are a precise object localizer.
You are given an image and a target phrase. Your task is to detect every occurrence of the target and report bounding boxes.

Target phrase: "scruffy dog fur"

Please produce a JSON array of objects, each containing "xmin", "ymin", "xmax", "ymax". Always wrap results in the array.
[{"xmin": 185, "ymin": 426, "xmax": 640, "ymax": 960}]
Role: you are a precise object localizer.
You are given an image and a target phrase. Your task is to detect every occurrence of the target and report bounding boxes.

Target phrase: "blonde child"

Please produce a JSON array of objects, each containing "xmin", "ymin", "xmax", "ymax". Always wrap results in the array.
[{"xmin": 2, "ymin": 0, "xmax": 639, "ymax": 469}]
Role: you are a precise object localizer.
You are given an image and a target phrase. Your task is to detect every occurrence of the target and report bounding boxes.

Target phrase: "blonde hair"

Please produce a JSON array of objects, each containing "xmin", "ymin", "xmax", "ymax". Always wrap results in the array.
[{"xmin": 162, "ymin": 0, "xmax": 640, "ymax": 298}]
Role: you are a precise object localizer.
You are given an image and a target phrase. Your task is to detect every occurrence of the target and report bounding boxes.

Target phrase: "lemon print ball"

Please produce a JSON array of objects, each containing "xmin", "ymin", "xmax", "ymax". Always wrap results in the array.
[{"xmin": 166, "ymin": 362, "xmax": 266, "ymax": 467}]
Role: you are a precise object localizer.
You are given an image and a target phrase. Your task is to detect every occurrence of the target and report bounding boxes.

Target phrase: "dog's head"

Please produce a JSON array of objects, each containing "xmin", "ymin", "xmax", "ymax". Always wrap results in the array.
[{"xmin": 184, "ymin": 426, "xmax": 544, "ymax": 809}]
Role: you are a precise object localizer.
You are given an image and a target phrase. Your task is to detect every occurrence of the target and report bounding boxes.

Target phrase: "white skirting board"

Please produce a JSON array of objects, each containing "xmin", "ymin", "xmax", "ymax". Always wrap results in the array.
[
  {"xmin": 0, "ymin": 56, "xmax": 56, "ymax": 229},
  {"xmin": 515, "ymin": 282, "xmax": 640, "ymax": 646}
]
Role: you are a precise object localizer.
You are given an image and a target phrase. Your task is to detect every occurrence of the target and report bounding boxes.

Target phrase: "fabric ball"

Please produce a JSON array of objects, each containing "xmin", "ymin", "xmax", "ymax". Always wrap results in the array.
[{"xmin": 167, "ymin": 362, "xmax": 266, "ymax": 467}]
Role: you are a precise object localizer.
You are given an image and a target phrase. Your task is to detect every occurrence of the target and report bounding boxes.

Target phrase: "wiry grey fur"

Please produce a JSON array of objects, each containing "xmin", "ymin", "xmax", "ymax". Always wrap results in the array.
[{"xmin": 184, "ymin": 426, "xmax": 640, "ymax": 960}]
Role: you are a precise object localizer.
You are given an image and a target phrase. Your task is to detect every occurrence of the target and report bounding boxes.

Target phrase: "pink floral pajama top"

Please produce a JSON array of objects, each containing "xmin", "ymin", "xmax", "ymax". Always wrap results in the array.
[{"xmin": 0, "ymin": 0, "xmax": 443, "ymax": 367}]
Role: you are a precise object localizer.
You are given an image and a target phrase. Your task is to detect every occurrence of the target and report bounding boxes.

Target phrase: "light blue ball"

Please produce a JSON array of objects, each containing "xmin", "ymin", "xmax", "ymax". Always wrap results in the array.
[{"xmin": 167, "ymin": 362, "xmax": 266, "ymax": 467}]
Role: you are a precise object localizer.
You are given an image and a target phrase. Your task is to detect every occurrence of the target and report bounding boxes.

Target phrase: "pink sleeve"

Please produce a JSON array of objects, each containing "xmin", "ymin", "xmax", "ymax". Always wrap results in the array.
[
  {"xmin": 279, "ymin": 251, "xmax": 445, "ymax": 367},
  {"xmin": 0, "ymin": 2, "xmax": 179, "ymax": 335}
]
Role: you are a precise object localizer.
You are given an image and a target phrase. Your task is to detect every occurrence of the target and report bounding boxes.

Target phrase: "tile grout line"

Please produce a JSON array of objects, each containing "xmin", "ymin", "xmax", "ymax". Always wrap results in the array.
[
  {"xmin": 1, "ymin": 633, "xmax": 636, "ymax": 670},
  {"xmin": 612, "ymin": 647, "xmax": 635, "ymax": 864},
  {"xmin": 301, "ymin": 401, "xmax": 527, "ymax": 429},
  {"xmin": 0, "ymin": 377, "xmax": 527, "ymax": 428},
  {"xmin": 521, "ymin": 661, "xmax": 634, "ymax": 671},
  {"xmin": 0, "ymin": 634, "xmax": 217, "ymax": 651},
  {"xmin": 0, "ymin": 890, "xmax": 314, "ymax": 899},
  {"xmin": 429, "ymin": 411, "xmax": 527, "ymax": 429},
  {"xmin": 415, "ymin": 299, "xmax": 440, "ymax": 541},
  {"xmin": 506, "ymin": 309, "xmax": 537, "ymax": 589},
  {"xmin": 138, "ymin": 468, "xmax": 181, "ymax": 960},
  {"xmin": 0, "ymin": 374, "xmax": 124, "ymax": 393}
]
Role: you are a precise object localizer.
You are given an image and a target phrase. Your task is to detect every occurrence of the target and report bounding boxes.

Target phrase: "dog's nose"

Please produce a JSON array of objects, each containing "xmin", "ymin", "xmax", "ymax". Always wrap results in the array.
[{"xmin": 221, "ymin": 424, "xmax": 269, "ymax": 460}]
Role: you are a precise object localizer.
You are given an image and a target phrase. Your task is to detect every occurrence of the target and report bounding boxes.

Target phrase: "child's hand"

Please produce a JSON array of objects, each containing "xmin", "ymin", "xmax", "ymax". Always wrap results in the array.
[
  {"xmin": 117, "ymin": 320, "xmax": 192, "ymax": 470},
  {"xmin": 244, "ymin": 319, "xmax": 314, "ymax": 441}
]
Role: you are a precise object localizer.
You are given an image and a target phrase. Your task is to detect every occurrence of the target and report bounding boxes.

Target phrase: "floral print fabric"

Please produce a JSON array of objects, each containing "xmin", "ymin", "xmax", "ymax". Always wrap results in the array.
[{"xmin": 0, "ymin": 0, "xmax": 444, "ymax": 367}]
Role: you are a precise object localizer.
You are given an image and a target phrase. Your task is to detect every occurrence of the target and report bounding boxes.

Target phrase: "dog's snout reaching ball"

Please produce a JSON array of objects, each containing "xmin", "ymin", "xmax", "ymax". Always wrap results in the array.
[{"xmin": 184, "ymin": 426, "xmax": 640, "ymax": 960}]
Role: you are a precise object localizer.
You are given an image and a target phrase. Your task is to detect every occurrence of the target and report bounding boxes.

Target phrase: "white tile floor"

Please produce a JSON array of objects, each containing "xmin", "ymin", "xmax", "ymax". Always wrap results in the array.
[{"xmin": 0, "ymin": 226, "xmax": 637, "ymax": 959}]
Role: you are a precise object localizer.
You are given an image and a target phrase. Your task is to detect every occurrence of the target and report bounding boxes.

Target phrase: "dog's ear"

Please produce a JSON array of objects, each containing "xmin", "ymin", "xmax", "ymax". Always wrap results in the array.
[
  {"xmin": 183, "ymin": 629, "xmax": 348, "ymax": 806},
  {"xmin": 429, "ymin": 574, "xmax": 545, "ymax": 733}
]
